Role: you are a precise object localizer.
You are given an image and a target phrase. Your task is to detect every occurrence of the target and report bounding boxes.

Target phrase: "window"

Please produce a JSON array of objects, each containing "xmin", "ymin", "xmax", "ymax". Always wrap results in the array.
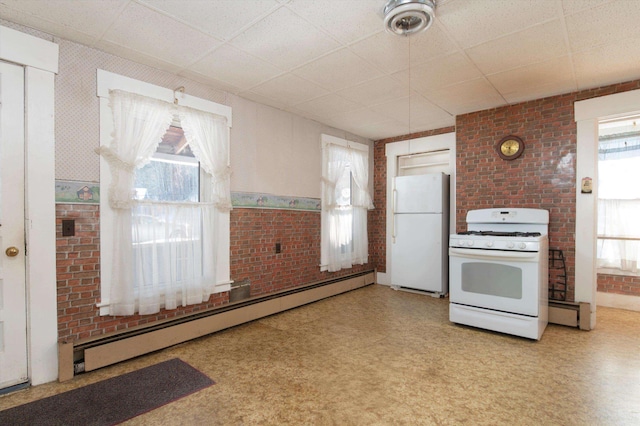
[
  {"xmin": 321, "ymin": 134, "xmax": 373, "ymax": 272},
  {"xmin": 597, "ymin": 116, "xmax": 640, "ymax": 275},
  {"xmin": 97, "ymin": 70, "xmax": 232, "ymax": 316}
]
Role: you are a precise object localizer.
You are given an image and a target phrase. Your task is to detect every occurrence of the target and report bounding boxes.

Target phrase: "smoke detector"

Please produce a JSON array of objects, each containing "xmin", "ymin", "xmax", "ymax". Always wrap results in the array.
[{"xmin": 383, "ymin": 0, "xmax": 436, "ymax": 36}]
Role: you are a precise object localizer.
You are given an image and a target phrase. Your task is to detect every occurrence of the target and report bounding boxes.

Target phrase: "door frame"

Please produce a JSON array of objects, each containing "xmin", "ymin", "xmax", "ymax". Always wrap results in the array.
[
  {"xmin": 0, "ymin": 24, "xmax": 58, "ymax": 385},
  {"xmin": 378, "ymin": 132, "xmax": 456, "ymax": 286},
  {"xmin": 574, "ymin": 88, "xmax": 640, "ymax": 329}
]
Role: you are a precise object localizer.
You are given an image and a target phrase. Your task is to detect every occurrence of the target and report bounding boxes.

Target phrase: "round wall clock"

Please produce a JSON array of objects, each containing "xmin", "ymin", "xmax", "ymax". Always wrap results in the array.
[{"xmin": 497, "ymin": 135, "xmax": 524, "ymax": 160}]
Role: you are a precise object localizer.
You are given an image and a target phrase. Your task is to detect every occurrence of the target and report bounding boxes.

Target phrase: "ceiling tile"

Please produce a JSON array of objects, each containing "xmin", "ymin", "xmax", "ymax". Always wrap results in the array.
[
  {"xmin": 426, "ymin": 78, "xmax": 505, "ymax": 116},
  {"xmin": 188, "ymin": 45, "xmax": 283, "ymax": 90},
  {"xmin": 350, "ymin": 25, "xmax": 459, "ymax": 76},
  {"xmin": 409, "ymin": 24, "xmax": 462, "ymax": 65},
  {"xmin": 238, "ymin": 91, "xmax": 288, "ymax": 112},
  {"xmin": 565, "ymin": 0, "xmax": 640, "ymax": 53},
  {"xmin": 351, "ymin": 119, "xmax": 412, "ymax": 140},
  {"xmin": 402, "ymin": 52, "xmax": 484, "ymax": 94},
  {"xmin": 93, "ymin": 39, "xmax": 183, "ymax": 74},
  {"xmin": 229, "ymin": 7, "xmax": 340, "ymax": 70},
  {"xmin": 3, "ymin": 0, "xmax": 640, "ymax": 140},
  {"xmin": 287, "ymin": 0, "xmax": 382, "ymax": 44},
  {"xmin": 487, "ymin": 56, "xmax": 577, "ymax": 104},
  {"xmin": 337, "ymin": 76, "xmax": 409, "ymax": 106},
  {"xmin": 178, "ymin": 69, "xmax": 244, "ymax": 95},
  {"xmin": 573, "ymin": 36, "xmax": 640, "ymax": 89},
  {"xmin": 102, "ymin": 2, "xmax": 221, "ymax": 66},
  {"xmin": 437, "ymin": 0, "xmax": 559, "ymax": 49},
  {"xmin": 293, "ymin": 94, "xmax": 363, "ymax": 118},
  {"xmin": 466, "ymin": 20, "xmax": 569, "ymax": 75},
  {"xmin": 407, "ymin": 95, "xmax": 456, "ymax": 129},
  {"xmin": 0, "ymin": 6, "xmax": 93, "ymax": 46},
  {"xmin": 247, "ymin": 73, "xmax": 329, "ymax": 107},
  {"xmin": 0, "ymin": 0, "xmax": 128, "ymax": 41},
  {"xmin": 138, "ymin": 0, "xmax": 280, "ymax": 41},
  {"xmin": 561, "ymin": 0, "xmax": 612, "ymax": 16},
  {"xmin": 368, "ymin": 94, "xmax": 454, "ymax": 128},
  {"xmin": 328, "ymin": 107, "xmax": 388, "ymax": 129},
  {"xmin": 350, "ymin": 31, "xmax": 411, "ymax": 74},
  {"xmin": 368, "ymin": 96, "xmax": 410, "ymax": 124},
  {"xmin": 292, "ymin": 48, "xmax": 383, "ymax": 91}
]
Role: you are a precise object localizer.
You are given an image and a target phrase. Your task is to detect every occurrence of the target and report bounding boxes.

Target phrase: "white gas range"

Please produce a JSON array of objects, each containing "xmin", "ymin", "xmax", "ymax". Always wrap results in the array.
[{"xmin": 448, "ymin": 208, "xmax": 549, "ymax": 340}]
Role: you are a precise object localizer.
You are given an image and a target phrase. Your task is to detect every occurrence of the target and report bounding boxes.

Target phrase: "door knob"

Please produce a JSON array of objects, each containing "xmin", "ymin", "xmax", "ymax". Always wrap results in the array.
[{"xmin": 5, "ymin": 246, "xmax": 19, "ymax": 257}]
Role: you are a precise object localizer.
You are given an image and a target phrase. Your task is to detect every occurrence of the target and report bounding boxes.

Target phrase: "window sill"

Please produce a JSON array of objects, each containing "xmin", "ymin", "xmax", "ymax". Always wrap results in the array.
[
  {"xmin": 98, "ymin": 280, "xmax": 232, "ymax": 316},
  {"xmin": 597, "ymin": 268, "xmax": 640, "ymax": 278}
]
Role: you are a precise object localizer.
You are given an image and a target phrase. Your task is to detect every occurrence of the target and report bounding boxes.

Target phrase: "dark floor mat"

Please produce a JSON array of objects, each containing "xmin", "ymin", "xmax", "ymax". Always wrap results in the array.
[{"xmin": 0, "ymin": 358, "xmax": 214, "ymax": 426}]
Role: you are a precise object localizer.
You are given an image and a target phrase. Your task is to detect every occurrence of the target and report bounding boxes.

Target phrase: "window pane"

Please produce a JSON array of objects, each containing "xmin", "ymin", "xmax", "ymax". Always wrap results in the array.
[
  {"xmin": 134, "ymin": 125, "xmax": 200, "ymax": 202},
  {"xmin": 135, "ymin": 158, "xmax": 199, "ymax": 202},
  {"xmin": 335, "ymin": 166, "xmax": 351, "ymax": 206}
]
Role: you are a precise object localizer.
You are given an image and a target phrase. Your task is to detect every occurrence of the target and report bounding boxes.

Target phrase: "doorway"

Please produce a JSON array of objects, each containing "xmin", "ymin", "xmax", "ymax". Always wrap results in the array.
[
  {"xmin": 377, "ymin": 132, "xmax": 456, "ymax": 286},
  {"xmin": 575, "ymin": 89, "xmax": 640, "ymax": 326},
  {"xmin": 0, "ymin": 23, "xmax": 58, "ymax": 386},
  {"xmin": 597, "ymin": 116, "xmax": 640, "ymax": 276}
]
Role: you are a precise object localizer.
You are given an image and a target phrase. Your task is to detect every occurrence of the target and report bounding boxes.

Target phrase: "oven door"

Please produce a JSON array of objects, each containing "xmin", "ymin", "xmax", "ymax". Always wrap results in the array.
[{"xmin": 449, "ymin": 247, "xmax": 541, "ymax": 317}]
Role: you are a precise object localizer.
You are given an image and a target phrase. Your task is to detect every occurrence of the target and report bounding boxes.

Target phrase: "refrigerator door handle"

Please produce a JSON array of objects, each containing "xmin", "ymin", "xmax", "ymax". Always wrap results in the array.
[{"xmin": 392, "ymin": 189, "xmax": 397, "ymax": 242}]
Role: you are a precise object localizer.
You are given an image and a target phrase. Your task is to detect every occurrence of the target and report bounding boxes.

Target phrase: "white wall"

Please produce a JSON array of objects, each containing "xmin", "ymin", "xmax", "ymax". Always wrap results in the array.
[
  {"xmin": 229, "ymin": 95, "xmax": 371, "ymax": 198},
  {"xmin": 50, "ymin": 37, "xmax": 372, "ymax": 199}
]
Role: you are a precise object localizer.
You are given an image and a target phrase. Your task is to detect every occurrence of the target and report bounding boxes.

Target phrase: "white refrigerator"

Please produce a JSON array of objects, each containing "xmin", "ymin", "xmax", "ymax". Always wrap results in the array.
[{"xmin": 391, "ymin": 173, "xmax": 449, "ymax": 295}]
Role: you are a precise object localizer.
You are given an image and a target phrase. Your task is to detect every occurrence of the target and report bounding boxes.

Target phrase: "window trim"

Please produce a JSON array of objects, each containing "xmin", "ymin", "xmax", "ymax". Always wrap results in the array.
[{"xmin": 97, "ymin": 70, "xmax": 232, "ymax": 315}]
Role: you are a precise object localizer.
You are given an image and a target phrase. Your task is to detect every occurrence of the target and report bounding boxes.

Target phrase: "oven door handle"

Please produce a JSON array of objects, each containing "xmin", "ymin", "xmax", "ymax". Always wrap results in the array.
[{"xmin": 449, "ymin": 247, "xmax": 540, "ymax": 262}]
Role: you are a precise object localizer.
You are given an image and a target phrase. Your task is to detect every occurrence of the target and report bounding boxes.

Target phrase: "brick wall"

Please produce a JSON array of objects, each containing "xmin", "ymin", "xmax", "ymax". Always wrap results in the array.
[
  {"xmin": 56, "ymin": 204, "xmax": 371, "ymax": 342},
  {"xmin": 370, "ymin": 80, "xmax": 640, "ymax": 301},
  {"xmin": 230, "ymin": 208, "xmax": 371, "ymax": 296},
  {"xmin": 455, "ymin": 97, "xmax": 578, "ymax": 300},
  {"xmin": 597, "ymin": 274, "xmax": 640, "ymax": 297}
]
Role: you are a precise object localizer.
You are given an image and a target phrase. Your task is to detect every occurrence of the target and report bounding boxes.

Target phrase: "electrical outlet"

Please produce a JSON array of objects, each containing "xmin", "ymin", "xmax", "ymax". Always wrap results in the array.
[
  {"xmin": 62, "ymin": 219, "xmax": 75, "ymax": 237},
  {"xmin": 275, "ymin": 242, "xmax": 281, "ymax": 254}
]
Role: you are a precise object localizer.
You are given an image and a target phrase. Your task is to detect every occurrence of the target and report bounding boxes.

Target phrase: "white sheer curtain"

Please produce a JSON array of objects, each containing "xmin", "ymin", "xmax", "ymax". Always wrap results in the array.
[
  {"xmin": 99, "ymin": 90, "xmax": 230, "ymax": 315},
  {"xmin": 597, "ymin": 151, "xmax": 640, "ymax": 274},
  {"xmin": 321, "ymin": 142, "xmax": 373, "ymax": 272}
]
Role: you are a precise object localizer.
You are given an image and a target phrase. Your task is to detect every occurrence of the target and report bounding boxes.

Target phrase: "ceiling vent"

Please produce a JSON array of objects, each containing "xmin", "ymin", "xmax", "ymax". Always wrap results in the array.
[{"xmin": 383, "ymin": 0, "xmax": 436, "ymax": 36}]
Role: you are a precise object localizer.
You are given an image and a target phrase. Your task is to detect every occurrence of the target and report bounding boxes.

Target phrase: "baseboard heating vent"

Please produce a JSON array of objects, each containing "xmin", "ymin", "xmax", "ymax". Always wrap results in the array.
[
  {"xmin": 59, "ymin": 270, "xmax": 375, "ymax": 381},
  {"xmin": 548, "ymin": 301, "xmax": 590, "ymax": 330}
]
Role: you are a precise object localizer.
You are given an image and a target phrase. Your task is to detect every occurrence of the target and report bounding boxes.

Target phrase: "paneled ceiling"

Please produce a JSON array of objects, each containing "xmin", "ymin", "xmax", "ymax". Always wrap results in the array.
[{"xmin": 2, "ymin": 0, "xmax": 640, "ymax": 140}]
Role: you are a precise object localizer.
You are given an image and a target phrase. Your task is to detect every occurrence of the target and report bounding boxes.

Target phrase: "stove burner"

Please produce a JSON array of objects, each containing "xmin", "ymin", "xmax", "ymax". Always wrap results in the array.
[{"xmin": 458, "ymin": 231, "xmax": 542, "ymax": 237}]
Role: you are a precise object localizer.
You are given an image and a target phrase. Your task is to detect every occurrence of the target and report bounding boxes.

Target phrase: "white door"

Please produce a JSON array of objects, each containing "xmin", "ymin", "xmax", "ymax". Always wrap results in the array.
[{"xmin": 0, "ymin": 61, "xmax": 28, "ymax": 389}]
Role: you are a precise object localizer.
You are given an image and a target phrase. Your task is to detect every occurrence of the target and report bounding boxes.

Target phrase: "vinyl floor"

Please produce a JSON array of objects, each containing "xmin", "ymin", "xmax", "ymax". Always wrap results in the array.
[{"xmin": 1, "ymin": 284, "xmax": 639, "ymax": 425}]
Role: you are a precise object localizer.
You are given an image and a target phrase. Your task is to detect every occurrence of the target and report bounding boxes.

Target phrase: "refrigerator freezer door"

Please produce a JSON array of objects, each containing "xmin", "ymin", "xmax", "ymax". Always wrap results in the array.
[
  {"xmin": 394, "ymin": 174, "xmax": 443, "ymax": 214},
  {"xmin": 391, "ymin": 213, "xmax": 444, "ymax": 293}
]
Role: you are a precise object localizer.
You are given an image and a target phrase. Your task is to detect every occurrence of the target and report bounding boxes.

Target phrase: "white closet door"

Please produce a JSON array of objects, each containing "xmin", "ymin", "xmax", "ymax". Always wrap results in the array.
[{"xmin": 0, "ymin": 60, "xmax": 28, "ymax": 389}]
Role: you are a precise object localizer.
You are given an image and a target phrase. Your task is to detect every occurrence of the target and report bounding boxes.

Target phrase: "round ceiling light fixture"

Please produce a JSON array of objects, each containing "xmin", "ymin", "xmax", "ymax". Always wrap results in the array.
[{"xmin": 383, "ymin": 0, "xmax": 436, "ymax": 36}]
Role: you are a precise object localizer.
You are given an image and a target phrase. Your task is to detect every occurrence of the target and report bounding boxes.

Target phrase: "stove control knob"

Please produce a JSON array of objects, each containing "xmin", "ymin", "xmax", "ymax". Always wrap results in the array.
[
  {"xmin": 467, "ymin": 240, "xmax": 474, "ymax": 247},
  {"xmin": 486, "ymin": 241, "xmax": 493, "ymax": 247},
  {"xmin": 507, "ymin": 242, "xmax": 515, "ymax": 249},
  {"xmin": 519, "ymin": 243, "xmax": 527, "ymax": 249}
]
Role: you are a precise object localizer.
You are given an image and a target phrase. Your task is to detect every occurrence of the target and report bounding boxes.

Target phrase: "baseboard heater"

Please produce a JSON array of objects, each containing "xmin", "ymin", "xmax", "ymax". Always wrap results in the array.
[
  {"xmin": 58, "ymin": 270, "xmax": 375, "ymax": 382},
  {"xmin": 548, "ymin": 301, "xmax": 590, "ymax": 330}
]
